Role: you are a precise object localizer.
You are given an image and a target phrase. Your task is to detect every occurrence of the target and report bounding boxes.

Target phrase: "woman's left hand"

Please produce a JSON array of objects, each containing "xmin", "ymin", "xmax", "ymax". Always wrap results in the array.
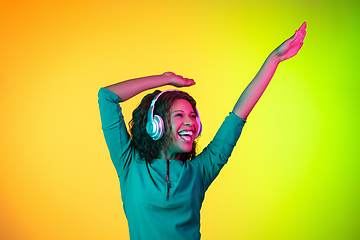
[
  {"xmin": 274, "ymin": 22, "xmax": 307, "ymax": 62},
  {"xmin": 163, "ymin": 72, "xmax": 196, "ymax": 88}
]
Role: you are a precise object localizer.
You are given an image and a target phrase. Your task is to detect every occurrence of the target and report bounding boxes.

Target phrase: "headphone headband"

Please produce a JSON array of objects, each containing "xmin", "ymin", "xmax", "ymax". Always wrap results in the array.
[{"xmin": 147, "ymin": 89, "xmax": 179, "ymax": 127}]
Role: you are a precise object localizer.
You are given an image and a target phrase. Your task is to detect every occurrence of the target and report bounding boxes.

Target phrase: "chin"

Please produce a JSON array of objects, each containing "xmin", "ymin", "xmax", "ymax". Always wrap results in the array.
[
  {"xmin": 172, "ymin": 143, "xmax": 193, "ymax": 155},
  {"xmin": 181, "ymin": 144, "xmax": 193, "ymax": 153}
]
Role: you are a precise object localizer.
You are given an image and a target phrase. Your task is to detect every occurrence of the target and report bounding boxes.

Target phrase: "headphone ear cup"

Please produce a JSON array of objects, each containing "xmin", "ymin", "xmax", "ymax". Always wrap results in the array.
[
  {"xmin": 146, "ymin": 120, "xmax": 155, "ymax": 138},
  {"xmin": 151, "ymin": 114, "xmax": 164, "ymax": 140},
  {"xmin": 196, "ymin": 117, "xmax": 202, "ymax": 138}
]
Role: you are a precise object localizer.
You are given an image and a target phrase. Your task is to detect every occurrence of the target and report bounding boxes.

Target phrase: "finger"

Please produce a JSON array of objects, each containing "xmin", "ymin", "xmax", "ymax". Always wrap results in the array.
[
  {"xmin": 296, "ymin": 42, "xmax": 304, "ymax": 53},
  {"xmin": 300, "ymin": 26, "xmax": 306, "ymax": 38},
  {"xmin": 295, "ymin": 23, "xmax": 305, "ymax": 41},
  {"xmin": 298, "ymin": 29, "xmax": 306, "ymax": 43},
  {"xmin": 295, "ymin": 27, "xmax": 306, "ymax": 43},
  {"xmin": 181, "ymin": 78, "xmax": 192, "ymax": 86},
  {"xmin": 164, "ymin": 71, "xmax": 175, "ymax": 75},
  {"xmin": 188, "ymin": 79, "xmax": 195, "ymax": 86},
  {"xmin": 299, "ymin": 21, "xmax": 307, "ymax": 31}
]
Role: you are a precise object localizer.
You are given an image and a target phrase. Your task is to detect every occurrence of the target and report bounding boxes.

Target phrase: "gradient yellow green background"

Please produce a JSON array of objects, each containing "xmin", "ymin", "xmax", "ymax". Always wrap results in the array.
[{"xmin": 1, "ymin": 0, "xmax": 359, "ymax": 239}]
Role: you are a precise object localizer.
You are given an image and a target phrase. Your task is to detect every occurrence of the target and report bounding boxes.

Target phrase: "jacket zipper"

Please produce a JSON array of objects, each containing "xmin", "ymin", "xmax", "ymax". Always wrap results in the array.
[{"xmin": 166, "ymin": 159, "xmax": 172, "ymax": 201}]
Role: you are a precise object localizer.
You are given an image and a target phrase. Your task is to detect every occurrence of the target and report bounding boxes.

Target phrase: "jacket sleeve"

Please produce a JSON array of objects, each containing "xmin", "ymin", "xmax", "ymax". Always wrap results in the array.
[
  {"xmin": 98, "ymin": 87, "xmax": 135, "ymax": 176},
  {"xmin": 195, "ymin": 112, "xmax": 246, "ymax": 191}
]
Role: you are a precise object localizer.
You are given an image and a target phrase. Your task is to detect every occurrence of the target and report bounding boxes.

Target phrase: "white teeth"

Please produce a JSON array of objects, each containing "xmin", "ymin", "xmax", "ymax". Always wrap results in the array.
[{"xmin": 178, "ymin": 130, "xmax": 193, "ymax": 136}]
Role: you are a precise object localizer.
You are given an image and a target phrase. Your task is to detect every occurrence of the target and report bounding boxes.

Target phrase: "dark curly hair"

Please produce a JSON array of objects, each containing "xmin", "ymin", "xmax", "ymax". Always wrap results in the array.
[{"xmin": 129, "ymin": 90, "xmax": 199, "ymax": 163}]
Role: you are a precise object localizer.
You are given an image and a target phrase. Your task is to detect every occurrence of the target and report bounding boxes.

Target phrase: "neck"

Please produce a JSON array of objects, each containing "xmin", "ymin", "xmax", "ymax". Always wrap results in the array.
[{"xmin": 159, "ymin": 150, "xmax": 180, "ymax": 160}]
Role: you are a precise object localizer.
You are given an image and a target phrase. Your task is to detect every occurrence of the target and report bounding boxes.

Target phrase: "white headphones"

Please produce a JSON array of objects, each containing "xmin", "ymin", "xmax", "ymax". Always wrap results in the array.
[{"xmin": 146, "ymin": 89, "xmax": 202, "ymax": 141}]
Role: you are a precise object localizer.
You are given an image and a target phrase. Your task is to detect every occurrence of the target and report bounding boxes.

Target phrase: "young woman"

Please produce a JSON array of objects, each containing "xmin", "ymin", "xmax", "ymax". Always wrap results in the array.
[{"xmin": 98, "ymin": 22, "xmax": 307, "ymax": 240}]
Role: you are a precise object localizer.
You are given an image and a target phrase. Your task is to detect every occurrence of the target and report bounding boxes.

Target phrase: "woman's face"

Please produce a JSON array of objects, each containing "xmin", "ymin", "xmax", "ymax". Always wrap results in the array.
[{"xmin": 164, "ymin": 99, "xmax": 198, "ymax": 159}]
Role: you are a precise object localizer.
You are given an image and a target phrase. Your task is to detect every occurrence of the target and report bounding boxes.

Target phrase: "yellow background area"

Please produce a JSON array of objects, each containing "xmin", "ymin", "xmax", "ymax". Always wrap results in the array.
[{"xmin": 1, "ymin": 0, "xmax": 359, "ymax": 239}]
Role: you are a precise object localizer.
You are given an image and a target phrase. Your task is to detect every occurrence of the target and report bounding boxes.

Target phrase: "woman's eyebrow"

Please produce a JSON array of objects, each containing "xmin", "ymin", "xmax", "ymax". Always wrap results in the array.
[{"xmin": 171, "ymin": 110, "xmax": 195, "ymax": 114}]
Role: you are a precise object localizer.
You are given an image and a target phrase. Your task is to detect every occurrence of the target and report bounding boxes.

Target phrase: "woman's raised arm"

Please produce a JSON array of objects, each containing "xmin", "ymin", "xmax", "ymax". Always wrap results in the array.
[
  {"xmin": 105, "ymin": 72, "xmax": 195, "ymax": 101},
  {"xmin": 233, "ymin": 22, "xmax": 307, "ymax": 120}
]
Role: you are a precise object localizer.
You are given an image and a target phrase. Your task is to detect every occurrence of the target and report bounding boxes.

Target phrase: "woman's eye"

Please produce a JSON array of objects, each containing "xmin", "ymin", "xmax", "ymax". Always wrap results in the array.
[
  {"xmin": 190, "ymin": 115, "xmax": 196, "ymax": 119},
  {"xmin": 175, "ymin": 113, "xmax": 183, "ymax": 117}
]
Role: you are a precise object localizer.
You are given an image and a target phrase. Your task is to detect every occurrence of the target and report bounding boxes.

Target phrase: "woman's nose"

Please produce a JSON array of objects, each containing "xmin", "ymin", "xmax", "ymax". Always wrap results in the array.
[{"xmin": 183, "ymin": 122, "xmax": 192, "ymax": 126}]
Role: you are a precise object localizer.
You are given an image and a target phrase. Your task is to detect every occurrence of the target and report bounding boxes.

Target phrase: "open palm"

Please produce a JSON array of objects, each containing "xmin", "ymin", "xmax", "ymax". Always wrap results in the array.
[{"xmin": 275, "ymin": 22, "xmax": 307, "ymax": 62}]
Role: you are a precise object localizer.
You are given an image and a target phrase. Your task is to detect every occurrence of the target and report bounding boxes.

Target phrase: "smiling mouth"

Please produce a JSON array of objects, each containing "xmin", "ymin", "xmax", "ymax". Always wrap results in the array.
[{"xmin": 178, "ymin": 130, "xmax": 193, "ymax": 143}]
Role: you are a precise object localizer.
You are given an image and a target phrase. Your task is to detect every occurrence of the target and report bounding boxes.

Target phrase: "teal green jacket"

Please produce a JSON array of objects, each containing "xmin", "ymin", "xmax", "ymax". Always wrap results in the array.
[{"xmin": 98, "ymin": 88, "xmax": 246, "ymax": 240}]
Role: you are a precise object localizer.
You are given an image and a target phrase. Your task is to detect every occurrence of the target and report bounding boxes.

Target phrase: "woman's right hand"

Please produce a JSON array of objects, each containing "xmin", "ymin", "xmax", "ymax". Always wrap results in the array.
[
  {"xmin": 163, "ymin": 72, "xmax": 196, "ymax": 88},
  {"xmin": 273, "ymin": 22, "xmax": 307, "ymax": 62}
]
